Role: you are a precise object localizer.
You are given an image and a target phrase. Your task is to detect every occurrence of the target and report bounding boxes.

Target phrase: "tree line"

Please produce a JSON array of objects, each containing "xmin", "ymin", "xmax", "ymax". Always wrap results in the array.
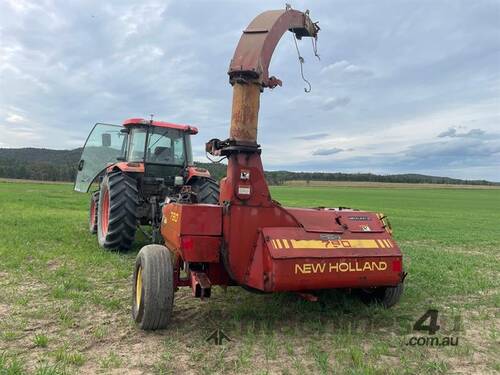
[{"xmin": 0, "ymin": 148, "xmax": 497, "ymax": 186}]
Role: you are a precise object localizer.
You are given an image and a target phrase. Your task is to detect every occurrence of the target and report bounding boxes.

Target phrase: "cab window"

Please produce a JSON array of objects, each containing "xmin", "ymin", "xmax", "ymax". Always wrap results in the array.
[{"xmin": 146, "ymin": 127, "xmax": 185, "ymax": 166}]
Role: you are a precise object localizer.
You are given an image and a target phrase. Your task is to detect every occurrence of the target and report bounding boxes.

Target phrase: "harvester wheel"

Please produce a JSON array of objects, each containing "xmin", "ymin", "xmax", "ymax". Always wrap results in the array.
[
  {"xmin": 97, "ymin": 171, "xmax": 138, "ymax": 251},
  {"xmin": 132, "ymin": 245, "xmax": 174, "ymax": 330},
  {"xmin": 89, "ymin": 191, "xmax": 99, "ymax": 234},
  {"xmin": 359, "ymin": 282, "xmax": 404, "ymax": 308},
  {"xmin": 189, "ymin": 177, "xmax": 220, "ymax": 204}
]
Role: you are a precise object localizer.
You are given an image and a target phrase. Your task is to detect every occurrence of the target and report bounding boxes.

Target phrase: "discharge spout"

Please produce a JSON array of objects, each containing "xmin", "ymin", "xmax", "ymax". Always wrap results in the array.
[{"xmin": 228, "ymin": 8, "xmax": 319, "ymax": 145}]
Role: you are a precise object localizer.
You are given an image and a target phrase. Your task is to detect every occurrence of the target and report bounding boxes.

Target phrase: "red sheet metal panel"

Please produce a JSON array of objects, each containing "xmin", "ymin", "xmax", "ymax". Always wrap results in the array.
[
  {"xmin": 336, "ymin": 211, "xmax": 386, "ymax": 233},
  {"xmin": 286, "ymin": 208, "xmax": 344, "ymax": 233},
  {"xmin": 179, "ymin": 236, "xmax": 221, "ymax": 263},
  {"xmin": 285, "ymin": 208, "xmax": 385, "ymax": 234},
  {"xmin": 161, "ymin": 203, "xmax": 222, "ymax": 263},
  {"xmin": 269, "ymin": 256, "xmax": 402, "ymax": 291},
  {"xmin": 162, "ymin": 203, "xmax": 222, "ymax": 237},
  {"xmin": 244, "ymin": 227, "xmax": 403, "ymax": 292}
]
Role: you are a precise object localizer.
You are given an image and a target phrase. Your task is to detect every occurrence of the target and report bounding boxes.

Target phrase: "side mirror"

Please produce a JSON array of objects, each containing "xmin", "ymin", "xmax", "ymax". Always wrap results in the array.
[{"xmin": 102, "ymin": 133, "xmax": 111, "ymax": 147}]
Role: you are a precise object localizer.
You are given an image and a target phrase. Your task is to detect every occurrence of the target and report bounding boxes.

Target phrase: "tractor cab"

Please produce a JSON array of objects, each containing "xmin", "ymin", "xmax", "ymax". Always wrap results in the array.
[
  {"xmin": 122, "ymin": 118, "xmax": 196, "ymax": 188},
  {"xmin": 74, "ymin": 118, "xmax": 197, "ymax": 193},
  {"xmin": 123, "ymin": 118, "xmax": 196, "ymax": 166},
  {"xmin": 75, "ymin": 117, "xmax": 218, "ymax": 251}
]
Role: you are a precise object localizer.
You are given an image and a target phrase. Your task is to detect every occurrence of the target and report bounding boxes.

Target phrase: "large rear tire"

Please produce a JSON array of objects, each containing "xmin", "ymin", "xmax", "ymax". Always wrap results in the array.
[
  {"xmin": 358, "ymin": 282, "xmax": 404, "ymax": 308},
  {"xmin": 97, "ymin": 171, "xmax": 138, "ymax": 251},
  {"xmin": 89, "ymin": 192, "xmax": 99, "ymax": 234},
  {"xmin": 132, "ymin": 245, "xmax": 174, "ymax": 330},
  {"xmin": 189, "ymin": 177, "xmax": 219, "ymax": 204}
]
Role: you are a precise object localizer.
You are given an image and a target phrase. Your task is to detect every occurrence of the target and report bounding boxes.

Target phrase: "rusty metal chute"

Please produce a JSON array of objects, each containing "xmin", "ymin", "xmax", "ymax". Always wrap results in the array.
[
  {"xmin": 227, "ymin": 9, "xmax": 318, "ymax": 145},
  {"xmin": 228, "ymin": 9, "xmax": 319, "ymax": 88}
]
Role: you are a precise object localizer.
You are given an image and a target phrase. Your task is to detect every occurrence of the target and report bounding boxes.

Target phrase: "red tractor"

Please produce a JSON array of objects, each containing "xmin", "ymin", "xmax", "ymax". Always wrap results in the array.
[
  {"xmin": 131, "ymin": 8, "xmax": 406, "ymax": 331},
  {"xmin": 74, "ymin": 118, "xmax": 219, "ymax": 250}
]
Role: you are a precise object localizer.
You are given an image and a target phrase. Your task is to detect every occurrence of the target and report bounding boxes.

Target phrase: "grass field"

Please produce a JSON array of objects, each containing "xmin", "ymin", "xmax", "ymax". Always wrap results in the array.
[{"xmin": 0, "ymin": 181, "xmax": 498, "ymax": 374}]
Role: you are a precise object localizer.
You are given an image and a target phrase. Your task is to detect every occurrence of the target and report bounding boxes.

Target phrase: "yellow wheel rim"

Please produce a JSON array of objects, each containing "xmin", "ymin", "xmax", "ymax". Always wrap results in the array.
[{"xmin": 136, "ymin": 266, "xmax": 143, "ymax": 309}]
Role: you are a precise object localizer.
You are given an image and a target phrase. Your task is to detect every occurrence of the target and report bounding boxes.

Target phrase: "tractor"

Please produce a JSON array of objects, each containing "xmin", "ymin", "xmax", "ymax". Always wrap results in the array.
[
  {"xmin": 74, "ymin": 118, "xmax": 219, "ymax": 250},
  {"xmin": 130, "ymin": 8, "xmax": 406, "ymax": 331}
]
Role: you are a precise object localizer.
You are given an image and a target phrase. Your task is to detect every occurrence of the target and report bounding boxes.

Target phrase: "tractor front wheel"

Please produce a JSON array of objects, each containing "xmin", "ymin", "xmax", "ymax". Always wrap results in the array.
[
  {"xmin": 132, "ymin": 245, "xmax": 174, "ymax": 330},
  {"xmin": 358, "ymin": 282, "xmax": 404, "ymax": 308},
  {"xmin": 97, "ymin": 171, "xmax": 138, "ymax": 251},
  {"xmin": 89, "ymin": 191, "xmax": 99, "ymax": 234}
]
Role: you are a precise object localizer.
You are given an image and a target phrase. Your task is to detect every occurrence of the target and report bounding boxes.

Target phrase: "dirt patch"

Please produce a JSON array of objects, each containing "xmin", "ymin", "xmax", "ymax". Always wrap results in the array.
[
  {"xmin": 0, "ymin": 304, "xmax": 9, "ymax": 320},
  {"xmin": 46, "ymin": 259, "xmax": 62, "ymax": 271}
]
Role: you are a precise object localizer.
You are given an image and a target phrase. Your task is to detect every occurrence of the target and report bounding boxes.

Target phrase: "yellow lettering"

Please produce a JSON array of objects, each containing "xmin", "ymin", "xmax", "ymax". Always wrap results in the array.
[
  {"xmin": 170, "ymin": 211, "xmax": 179, "ymax": 223},
  {"xmin": 295, "ymin": 264, "xmax": 309, "ymax": 274},
  {"xmin": 297, "ymin": 261, "xmax": 389, "ymax": 274},
  {"xmin": 375, "ymin": 261, "xmax": 387, "ymax": 271},
  {"xmin": 338, "ymin": 263, "xmax": 349, "ymax": 272},
  {"xmin": 311, "ymin": 263, "xmax": 326, "ymax": 273}
]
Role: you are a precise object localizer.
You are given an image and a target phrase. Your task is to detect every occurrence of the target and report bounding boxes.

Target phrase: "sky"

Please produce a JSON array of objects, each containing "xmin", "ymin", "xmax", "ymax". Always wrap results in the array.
[{"xmin": 0, "ymin": 0, "xmax": 499, "ymax": 181}]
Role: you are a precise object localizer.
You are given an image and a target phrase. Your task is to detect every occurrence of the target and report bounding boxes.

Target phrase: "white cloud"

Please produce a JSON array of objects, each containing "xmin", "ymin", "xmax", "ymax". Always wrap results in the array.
[
  {"xmin": 321, "ymin": 60, "xmax": 373, "ymax": 77},
  {"xmin": 5, "ymin": 114, "xmax": 25, "ymax": 123},
  {"xmin": 321, "ymin": 96, "xmax": 351, "ymax": 111}
]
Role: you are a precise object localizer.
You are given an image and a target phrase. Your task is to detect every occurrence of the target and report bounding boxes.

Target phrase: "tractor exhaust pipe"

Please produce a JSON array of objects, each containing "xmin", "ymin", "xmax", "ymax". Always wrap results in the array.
[{"xmin": 227, "ymin": 8, "xmax": 319, "ymax": 145}]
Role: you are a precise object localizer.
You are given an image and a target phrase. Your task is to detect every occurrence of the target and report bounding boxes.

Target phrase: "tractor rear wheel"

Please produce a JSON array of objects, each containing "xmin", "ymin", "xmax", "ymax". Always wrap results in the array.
[
  {"xmin": 97, "ymin": 171, "xmax": 138, "ymax": 251},
  {"xmin": 132, "ymin": 245, "xmax": 174, "ymax": 330},
  {"xmin": 189, "ymin": 177, "xmax": 219, "ymax": 204},
  {"xmin": 358, "ymin": 282, "xmax": 404, "ymax": 308},
  {"xmin": 89, "ymin": 191, "xmax": 99, "ymax": 234}
]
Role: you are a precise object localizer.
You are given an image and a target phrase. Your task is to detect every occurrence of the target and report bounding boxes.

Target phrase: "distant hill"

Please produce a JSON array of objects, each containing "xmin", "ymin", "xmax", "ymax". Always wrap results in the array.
[{"xmin": 0, "ymin": 147, "xmax": 498, "ymax": 186}]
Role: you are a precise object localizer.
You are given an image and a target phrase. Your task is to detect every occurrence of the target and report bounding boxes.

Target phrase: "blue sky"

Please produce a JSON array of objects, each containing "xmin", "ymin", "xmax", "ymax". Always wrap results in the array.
[{"xmin": 1, "ymin": 0, "xmax": 499, "ymax": 180}]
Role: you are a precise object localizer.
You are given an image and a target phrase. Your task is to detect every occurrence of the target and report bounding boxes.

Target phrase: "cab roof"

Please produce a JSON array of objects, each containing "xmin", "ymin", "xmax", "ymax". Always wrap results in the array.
[{"xmin": 123, "ymin": 118, "xmax": 198, "ymax": 135}]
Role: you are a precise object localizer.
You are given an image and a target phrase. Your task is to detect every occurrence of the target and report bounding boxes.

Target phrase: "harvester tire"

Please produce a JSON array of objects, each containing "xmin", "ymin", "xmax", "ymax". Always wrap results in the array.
[
  {"xmin": 97, "ymin": 171, "xmax": 138, "ymax": 251},
  {"xmin": 132, "ymin": 245, "xmax": 174, "ymax": 330},
  {"xmin": 89, "ymin": 192, "xmax": 99, "ymax": 234},
  {"xmin": 189, "ymin": 177, "xmax": 220, "ymax": 204},
  {"xmin": 359, "ymin": 282, "xmax": 404, "ymax": 308}
]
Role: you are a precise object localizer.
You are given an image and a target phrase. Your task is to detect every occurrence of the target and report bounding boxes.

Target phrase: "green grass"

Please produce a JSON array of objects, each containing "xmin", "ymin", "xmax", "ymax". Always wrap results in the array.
[
  {"xmin": 0, "ymin": 181, "xmax": 498, "ymax": 374},
  {"xmin": 34, "ymin": 334, "xmax": 49, "ymax": 348}
]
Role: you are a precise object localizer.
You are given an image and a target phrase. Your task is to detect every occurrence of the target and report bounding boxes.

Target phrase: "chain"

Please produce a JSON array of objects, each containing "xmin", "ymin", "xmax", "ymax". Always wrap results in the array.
[{"xmin": 292, "ymin": 33, "xmax": 312, "ymax": 93}]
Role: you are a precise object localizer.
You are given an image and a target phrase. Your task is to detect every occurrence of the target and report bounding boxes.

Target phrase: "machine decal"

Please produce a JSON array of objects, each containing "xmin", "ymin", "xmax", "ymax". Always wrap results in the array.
[
  {"xmin": 348, "ymin": 216, "xmax": 370, "ymax": 221},
  {"xmin": 319, "ymin": 234, "xmax": 341, "ymax": 241},
  {"xmin": 238, "ymin": 186, "xmax": 251, "ymax": 195},
  {"xmin": 295, "ymin": 261, "xmax": 388, "ymax": 274},
  {"xmin": 170, "ymin": 211, "xmax": 179, "ymax": 223},
  {"xmin": 271, "ymin": 239, "xmax": 394, "ymax": 249}
]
